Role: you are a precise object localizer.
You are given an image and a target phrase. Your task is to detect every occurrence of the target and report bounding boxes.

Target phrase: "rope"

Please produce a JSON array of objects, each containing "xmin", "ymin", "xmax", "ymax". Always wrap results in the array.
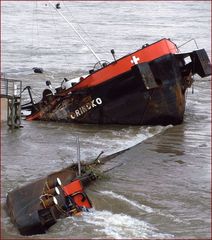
[
  {"xmin": 49, "ymin": 4, "xmax": 70, "ymax": 68},
  {"xmin": 177, "ymin": 38, "xmax": 199, "ymax": 50},
  {"xmin": 44, "ymin": 181, "xmax": 51, "ymax": 190},
  {"xmin": 42, "ymin": 180, "xmax": 78, "ymax": 216},
  {"xmin": 30, "ymin": 1, "xmax": 42, "ymax": 66},
  {"xmin": 49, "ymin": 1, "xmax": 101, "ymax": 62},
  {"xmin": 39, "ymin": 194, "xmax": 69, "ymax": 217},
  {"xmin": 62, "ymin": 2, "xmax": 104, "ymax": 54},
  {"xmin": 55, "ymin": 204, "xmax": 69, "ymax": 216},
  {"xmin": 30, "ymin": 3, "xmax": 35, "ymax": 59},
  {"xmin": 35, "ymin": 2, "xmax": 41, "ymax": 60}
]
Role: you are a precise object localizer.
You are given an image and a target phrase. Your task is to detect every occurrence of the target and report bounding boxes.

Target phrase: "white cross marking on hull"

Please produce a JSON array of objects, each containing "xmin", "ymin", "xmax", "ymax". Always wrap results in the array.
[{"xmin": 131, "ymin": 55, "xmax": 140, "ymax": 65}]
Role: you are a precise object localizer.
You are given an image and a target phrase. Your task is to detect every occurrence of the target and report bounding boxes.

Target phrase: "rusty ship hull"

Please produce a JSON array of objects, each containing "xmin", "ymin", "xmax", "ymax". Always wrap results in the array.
[
  {"xmin": 6, "ymin": 165, "xmax": 96, "ymax": 236},
  {"xmin": 23, "ymin": 39, "xmax": 211, "ymax": 125}
]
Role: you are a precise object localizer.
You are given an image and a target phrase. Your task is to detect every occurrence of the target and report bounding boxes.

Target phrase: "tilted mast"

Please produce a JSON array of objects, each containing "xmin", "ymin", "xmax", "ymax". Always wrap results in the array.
[{"xmin": 48, "ymin": 1, "xmax": 101, "ymax": 63}]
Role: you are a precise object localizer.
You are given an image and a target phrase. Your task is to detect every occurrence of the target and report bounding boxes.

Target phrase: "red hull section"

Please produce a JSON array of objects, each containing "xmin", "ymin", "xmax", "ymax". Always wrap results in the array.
[
  {"xmin": 65, "ymin": 39, "xmax": 178, "ymax": 93},
  {"xmin": 63, "ymin": 179, "xmax": 92, "ymax": 209},
  {"xmin": 6, "ymin": 167, "xmax": 96, "ymax": 235},
  {"xmin": 22, "ymin": 39, "xmax": 211, "ymax": 125}
]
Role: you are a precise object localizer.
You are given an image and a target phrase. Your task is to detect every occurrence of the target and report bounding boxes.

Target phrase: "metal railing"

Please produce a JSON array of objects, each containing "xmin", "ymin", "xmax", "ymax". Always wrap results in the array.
[
  {"xmin": 1, "ymin": 77, "xmax": 22, "ymax": 128},
  {"xmin": 1, "ymin": 77, "xmax": 22, "ymax": 98}
]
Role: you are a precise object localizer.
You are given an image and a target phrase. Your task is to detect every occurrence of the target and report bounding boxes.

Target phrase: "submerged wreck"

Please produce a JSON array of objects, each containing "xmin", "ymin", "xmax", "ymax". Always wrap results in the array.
[
  {"xmin": 6, "ymin": 149, "xmax": 125, "ymax": 236},
  {"xmin": 7, "ymin": 162, "xmax": 98, "ymax": 235},
  {"xmin": 22, "ymin": 37, "xmax": 211, "ymax": 125}
]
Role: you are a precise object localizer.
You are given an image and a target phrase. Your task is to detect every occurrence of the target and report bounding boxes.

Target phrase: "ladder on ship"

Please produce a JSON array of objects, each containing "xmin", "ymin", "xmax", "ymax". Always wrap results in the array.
[{"xmin": 1, "ymin": 76, "xmax": 22, "ymax": 128}]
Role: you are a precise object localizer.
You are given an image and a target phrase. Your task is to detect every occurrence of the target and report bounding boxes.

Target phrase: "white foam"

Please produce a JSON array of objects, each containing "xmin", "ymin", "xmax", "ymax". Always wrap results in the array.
[
  {"xmin": 82, "ymin": 210, "xmax": 174, "ymax": 239},
  {"xmin": 100, "ymin": 190, "xmax": 154, "ymax": 213},
  {"xmin": 100, "ymin": 190, "xmax": 186, "ymax": 224}
]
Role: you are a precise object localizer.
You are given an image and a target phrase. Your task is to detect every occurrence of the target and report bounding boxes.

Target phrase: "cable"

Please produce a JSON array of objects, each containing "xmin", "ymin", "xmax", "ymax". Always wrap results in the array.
[
  {"xmin": 49, "ymin": 4, "xmax": 70, "ymax": 68},
  {"xmin": 48, "ymin": 1, "xmax": 101, "ymax": 63},
  {"xmin": 62, "ymin": 2, "xmax": 104, "ymax": 53},
  {"xmin": 177, "ymin": 38, "xmax": 199, "ymax": 50}
]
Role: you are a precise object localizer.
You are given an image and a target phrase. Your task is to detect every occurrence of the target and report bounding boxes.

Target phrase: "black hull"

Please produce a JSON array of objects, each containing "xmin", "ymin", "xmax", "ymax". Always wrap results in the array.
[
  {"xmin": 6, "ymin": 166, "xmax": 96, "ymax": 235},
  {"xmin": 26, "ymin": 49, "xmax": 211, "ymax": 125}
]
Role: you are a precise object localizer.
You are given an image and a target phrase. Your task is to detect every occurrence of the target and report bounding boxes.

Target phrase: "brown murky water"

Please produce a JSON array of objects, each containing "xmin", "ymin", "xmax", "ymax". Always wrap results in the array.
[{"xmin": 1, "ymin": 1, "xmax": 211, "ymax": 239}]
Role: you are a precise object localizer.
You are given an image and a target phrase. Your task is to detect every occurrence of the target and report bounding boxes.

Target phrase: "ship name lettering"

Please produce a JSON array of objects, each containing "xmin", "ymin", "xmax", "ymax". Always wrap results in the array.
[
  {"xmin": 91, "ymin": 100, "xmax": 97, "ymax": 107},
  {"xmin": 70, "ymin": 97, "xmax": 102, "ymax": 119}
]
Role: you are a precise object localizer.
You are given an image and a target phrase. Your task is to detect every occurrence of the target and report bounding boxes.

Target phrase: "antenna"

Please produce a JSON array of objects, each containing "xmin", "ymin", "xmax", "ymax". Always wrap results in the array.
[
  {"xmin": 111, "ymin": 49, "xmax": 116, "ymax": 61},
  {"xmin": 48, "ymin": 1, "xmax": 101, "ymax": 62},
  {"xmin": 76, "ymin": 136, "xmax": 81, "ymax": 176}
]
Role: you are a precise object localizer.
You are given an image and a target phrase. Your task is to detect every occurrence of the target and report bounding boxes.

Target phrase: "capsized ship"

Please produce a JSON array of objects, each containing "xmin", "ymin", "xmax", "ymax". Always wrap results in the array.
[
  {"xmin": 22, "ymin": 38, "xmax": 211, "ymax": 125},
  {"xmin": 7, "ymin": 164, "xmax": 97, "ymax": 235},
  {"xmin": 6, "ymin": 150, "xmax": 124, "ymax": 236}
]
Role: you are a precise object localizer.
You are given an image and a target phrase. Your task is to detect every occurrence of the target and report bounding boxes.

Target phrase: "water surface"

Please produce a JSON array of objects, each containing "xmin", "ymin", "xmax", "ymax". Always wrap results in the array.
[{"xmin": 1, "ymin": 1, "xmax": 211, "ymax": 239}]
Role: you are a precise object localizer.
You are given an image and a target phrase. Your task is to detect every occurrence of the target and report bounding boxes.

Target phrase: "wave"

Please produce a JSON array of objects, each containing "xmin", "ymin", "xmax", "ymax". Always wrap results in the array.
[
  {"xmin": 100, "ymin": 190, "xmax": 153, "ymax": 213},
  {"xmin": 100, "ymin": 190, "xmax": 186, "ymax": 224}
]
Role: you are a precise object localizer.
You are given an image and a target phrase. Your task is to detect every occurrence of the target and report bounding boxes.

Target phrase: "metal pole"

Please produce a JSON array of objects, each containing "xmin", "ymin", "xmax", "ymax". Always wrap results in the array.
[
  {"xmin": 48, "ymin": 1, "xmax": 101, "ymax": 62},
  {"xmin": 76, "ymin": 136, "xmax": 81, "ymax": 176}
]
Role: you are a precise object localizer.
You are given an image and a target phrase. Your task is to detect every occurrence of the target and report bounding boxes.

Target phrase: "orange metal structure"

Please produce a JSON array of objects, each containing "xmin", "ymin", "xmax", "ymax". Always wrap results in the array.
[
  {"xmin": 70, "ymin": 39, "xmax": 178, "ymax": 91},
  {"xmin": 63, "ymin": 180, "xmax": 92, "ymax": 209}
]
